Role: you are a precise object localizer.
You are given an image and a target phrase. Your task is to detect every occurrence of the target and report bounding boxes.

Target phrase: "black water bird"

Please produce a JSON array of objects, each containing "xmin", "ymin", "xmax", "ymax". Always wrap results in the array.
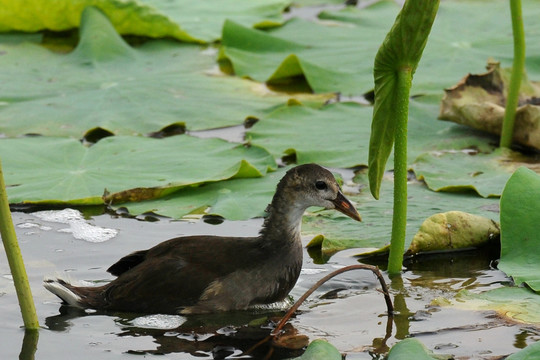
[{"xmin": 44, "ymin": 164, "xmax": 361, "ymax": 314}]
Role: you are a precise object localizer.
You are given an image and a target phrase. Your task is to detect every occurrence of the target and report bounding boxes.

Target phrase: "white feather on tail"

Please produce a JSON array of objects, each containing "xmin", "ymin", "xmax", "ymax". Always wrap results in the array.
[{"xmin": 43, "ymin": 277, "xmax": 83, "ymax": 308}]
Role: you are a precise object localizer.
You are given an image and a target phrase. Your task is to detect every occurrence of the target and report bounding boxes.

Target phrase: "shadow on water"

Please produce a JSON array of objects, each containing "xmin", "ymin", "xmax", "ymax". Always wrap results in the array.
[
  {"xmin": 357, "ymin": 244, "xmax": 508, "ymax": 357},
  {"xmin": 43, "ymin": 306, "xmax": 304, "ymax": 359}
]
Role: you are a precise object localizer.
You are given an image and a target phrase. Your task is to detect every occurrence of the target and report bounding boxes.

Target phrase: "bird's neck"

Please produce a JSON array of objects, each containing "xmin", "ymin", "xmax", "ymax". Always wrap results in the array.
[{"xmin": 259, "ymin": 192, "xmax": 307, "ymax": 248}]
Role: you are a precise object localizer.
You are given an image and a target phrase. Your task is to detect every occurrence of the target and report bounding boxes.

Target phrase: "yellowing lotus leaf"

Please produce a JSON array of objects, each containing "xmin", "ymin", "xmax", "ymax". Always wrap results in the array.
[
  {"xmin": 439, "ymin": 61, "xmax": 540, "ymax": 150},
  {"xmin": 407, "ymin": 211, "xmax": 500, "ymax": 256}
]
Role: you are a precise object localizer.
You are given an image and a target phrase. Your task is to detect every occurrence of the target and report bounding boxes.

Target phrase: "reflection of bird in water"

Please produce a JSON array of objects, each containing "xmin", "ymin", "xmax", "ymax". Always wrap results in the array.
[
  {"xmin": 44, "ymin": 164, "xmax": 361, "ymax": 315},
  {"xmin": 44, "ymin": 306, "xmax": 302, "ymax": 358}
]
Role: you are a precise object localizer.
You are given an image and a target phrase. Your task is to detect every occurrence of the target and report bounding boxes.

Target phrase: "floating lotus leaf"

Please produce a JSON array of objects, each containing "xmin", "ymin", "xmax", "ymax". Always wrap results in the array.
[
  {"xmin": 246, "ymin": 96, "xmax": 496, "ymax": 172},
  {"xmin": 407, "ymin": 96, "xmax": 497, "ymax": 162},
  {"xmin": 0, "ymin": 0, "xmax": 289, "ymax": 43},
  {"xmin": 247, "ymin": 102, "xmax": 372, "ymax": 168},
  {"xmin": 0, "ymin": 136, "xmax": 276, "ymax": 205},
  {"xmin": 290, "ymin": 339, "xmax": 341, "ymax": 360},
  {"xmin": 439, "ymin": 61, "xmax": 540, "ymax": 150},
  {"xmin": 387, "ymin": 338, "xmax": 445, "ymax": 360},
  {"xmin": 453, "ymin": 287, "xmax": 540, "ymax": 325},
  {"xmin": 219, "ymin": 3, "xmax": 398, "ymax": 95},
  {"xmin": 0, "ymin": 7, "xmax": 329, "ymax": 138},
  {"xmin": 220, "ymin": 0, "xmax": 540, "ymax": 96},
  {"xmin": 411, "ymin": 148, "xmax": 540, "ymax": 198},
  {"xmin": 115, "ymin": 167, "xmax": 286, "ymax": 220}
]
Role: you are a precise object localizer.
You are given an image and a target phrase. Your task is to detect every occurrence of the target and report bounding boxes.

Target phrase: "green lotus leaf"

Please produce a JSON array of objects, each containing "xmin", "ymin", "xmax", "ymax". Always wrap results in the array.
[
  {"xmin": 116, "ymin": 167, "xmax": 287, "ymax": 220},
  {"xmin": 219, "ymin": 2, "xmax": 397, "ymax": 95},
  {"xmin": 0, "ymin": 0, "xmax": 289, "ymax": 43},
  {"xmin": 289, "ymin": 339, "xmax": 342, "ymax": 360},
  {"xmin": 453, "ymin": 287, "xmax": 540, "ymax": 325},
  {"xmin": 247, "ymin": 102, "xmax": 372, "ymax": 168},
  {"xmin": 411, "ymin": 149, "xmax": 540, "ymax": 198},
  {"xmin": 0, "ymin": 7, "xmax": 329, "ymax": 138},
  {"xmin": 220, "ymin": 0, "xmax": 540, "ymax": 96},
  {"xmin": 387, "ymin": 338, "xmax": 445, "ymax": 360},
  {"xmin": 407, "ymin": 95, "xmax": 496, "ymax": 162},
  {"xmin": 0, "ymin": 136, "xmax": 276, "ymax": 205},
  {"xmin": 367, "ymin": 0, "xmax": 439, "ymax": 198},
  {"xmin": 499, "ymin": 167, "xmax": 540, "ymax": 292},
  {"xmin": 506, "ymin": 341, "xmax": 540, "ymax": 360}
]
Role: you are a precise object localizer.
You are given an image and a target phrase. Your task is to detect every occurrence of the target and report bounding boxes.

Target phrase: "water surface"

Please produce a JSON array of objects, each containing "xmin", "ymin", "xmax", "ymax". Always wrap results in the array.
[{"xmin": 1, "ymin": 210, "xmax": 538, "ymax": 359}]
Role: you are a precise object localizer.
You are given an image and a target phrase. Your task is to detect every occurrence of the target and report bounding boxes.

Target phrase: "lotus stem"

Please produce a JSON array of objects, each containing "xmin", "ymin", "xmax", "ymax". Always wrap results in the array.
[
  {"xmin": 271, "ymin": 264, "xmax": 393, "ymax": 337},
  {"xmin": 387, "ymin": 68, "xmax": 412, "ymax": 275},
  {"xmin": 500, "ymin": 0, "xmax": 525, "ymax": 148},
  {"xmin": 0, "ymin": 160, "xmax": 39, "ymax": 330}
]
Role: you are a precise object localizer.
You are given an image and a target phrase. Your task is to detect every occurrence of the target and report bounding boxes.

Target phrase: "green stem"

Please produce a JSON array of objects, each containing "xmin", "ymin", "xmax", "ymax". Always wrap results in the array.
[
  {"xmin": 500, "ymin": 0, "xmax": 525, "ymax": 148},
  {"xmin": 0, "ymin": 160, "xmax": 39, "ymax": 330},
  {"xmin": 387, "ymin": 68, "xmax": 412, "ymax": 275}
]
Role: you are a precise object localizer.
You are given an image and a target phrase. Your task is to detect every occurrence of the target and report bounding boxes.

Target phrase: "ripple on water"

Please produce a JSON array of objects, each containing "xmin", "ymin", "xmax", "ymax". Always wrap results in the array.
[
  {"xmin": 129, "ymin": 314, "xmax": 187, "ymax": 330},
  {"xmin": 31, "ymin": 208, "xmax": 118, "ymax": 243}
]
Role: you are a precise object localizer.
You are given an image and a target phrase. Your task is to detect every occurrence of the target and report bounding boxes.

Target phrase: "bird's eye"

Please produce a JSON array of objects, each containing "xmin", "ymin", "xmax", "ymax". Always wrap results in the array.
[{"xmin": 315, "ymin": 181, "xmax": 328, "ymax": 190}]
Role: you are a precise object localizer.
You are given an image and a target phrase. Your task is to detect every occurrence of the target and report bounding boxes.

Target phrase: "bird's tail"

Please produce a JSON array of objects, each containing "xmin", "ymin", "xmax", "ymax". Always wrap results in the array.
[{"xmin": 43, "ymin": 277, "xmax": 84, "ymax": 308}]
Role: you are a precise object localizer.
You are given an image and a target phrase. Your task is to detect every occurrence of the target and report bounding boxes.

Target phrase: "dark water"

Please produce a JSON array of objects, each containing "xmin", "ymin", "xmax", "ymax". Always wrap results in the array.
[{"xmin": 1, "ymin": 210, "xmax": 538, "ymax": 359}]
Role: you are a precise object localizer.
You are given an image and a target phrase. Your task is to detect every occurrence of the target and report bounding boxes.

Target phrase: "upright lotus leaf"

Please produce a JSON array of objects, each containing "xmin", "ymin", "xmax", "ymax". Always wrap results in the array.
[
  {"xmin": 0, "ymin": 136, "xmax": 276, "ymax": 205},
  {"xmin": 368, "ymin": 0, "xmax": 439, "ymax": 274},
  {"xmin": 406, "ymin": 211, "xmax": 500, "ymax": 256},
  {"xmin": 0, "ymin": 0, "xmax": 289, "ymax": 43},
  {"xmin": 439, "ymin": 61, "xmax": 540, "ymax": 150},
  {"xmin": 411, "ymin": 148, "xmax": 540, "ymax": 198},
  {"xmin": 387, "ymin": 338, "xmax": 445, "ymax": 360},
  {"xmin": 499, "ymin": 167, "xmax": 540, "ymax": 292},
  {"xmin": 368, "ymin": 0, "xmax": 439, "ymax": 198},
  {"xmin": 0, "ymin": 7, "xmax": 329, "ymax": 138}
]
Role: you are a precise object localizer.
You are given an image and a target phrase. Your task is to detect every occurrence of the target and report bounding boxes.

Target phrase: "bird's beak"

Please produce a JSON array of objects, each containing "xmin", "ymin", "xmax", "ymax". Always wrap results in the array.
[{"xmin": 332, "ymin": 191, "xmax": 362, "ymax": 222}]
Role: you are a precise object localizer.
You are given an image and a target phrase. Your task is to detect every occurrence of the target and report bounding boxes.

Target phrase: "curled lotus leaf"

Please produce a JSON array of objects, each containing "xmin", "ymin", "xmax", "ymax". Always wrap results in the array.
[
  {"xmin": 406, "ymin": 211, "xmax": 500, "ymax": 256},
  {"xmin": 439, "ymin": 61, "xmax": 540, "ymax": 150}
]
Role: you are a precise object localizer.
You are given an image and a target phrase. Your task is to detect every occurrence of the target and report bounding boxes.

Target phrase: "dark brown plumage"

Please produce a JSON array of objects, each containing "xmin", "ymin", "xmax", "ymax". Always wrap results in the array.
[{"xmin": 44, "ymin": 164, "xmax": 361, "ymax": 314}]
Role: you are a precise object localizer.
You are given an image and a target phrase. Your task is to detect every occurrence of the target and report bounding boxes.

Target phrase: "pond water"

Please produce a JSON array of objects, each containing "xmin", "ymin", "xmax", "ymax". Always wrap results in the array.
[{"xmin": 1, "ymin": 209, "xmax": 538, "ymax": 359}]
